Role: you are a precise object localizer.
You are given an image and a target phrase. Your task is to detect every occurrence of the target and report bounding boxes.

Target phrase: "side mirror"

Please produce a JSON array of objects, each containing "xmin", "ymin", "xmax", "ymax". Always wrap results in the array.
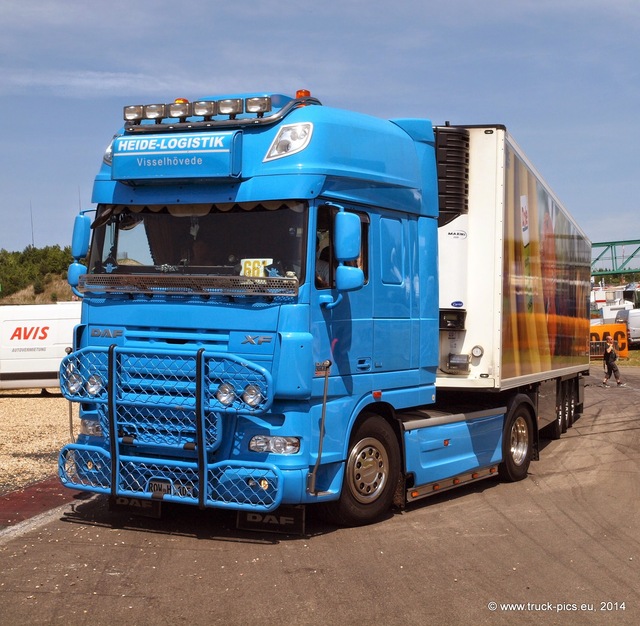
[
  {"xmin": 336, "ymin": 265, "xmax": 364, "ymax": 292},
  {"xmin": 334, "ymin": 211, "xmax": 361, "ymax": 261},
  {"xmin": 71, "ymin": 214, "xmax": 92, "ymax": 259},
  {"xmin": 69, "ymin": 213, "xmax": 91, "ymax": 297},
  {"xmin": 68, "ymin": 261, "xmax": 87, "ymax": 289}
]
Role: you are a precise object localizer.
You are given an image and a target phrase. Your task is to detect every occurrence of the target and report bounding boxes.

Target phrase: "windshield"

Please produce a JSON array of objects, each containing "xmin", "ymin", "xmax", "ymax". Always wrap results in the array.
[{"xmin": 88, "ymin": 201, "xmax": 307, "ymax": 282}]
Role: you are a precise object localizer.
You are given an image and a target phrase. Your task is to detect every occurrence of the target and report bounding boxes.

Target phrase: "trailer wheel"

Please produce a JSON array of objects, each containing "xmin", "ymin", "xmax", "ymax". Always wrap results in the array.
[
  {"xmin": 547, "ymin": 384, "xmax": 566, "ymax": 441},
  {"xmin": 318, "ymin": 414, "xmax": 400, "ymax": 527},
  {"xmin": 565, "ymin": 380, "xmax": 575, "ymax": 428},
  {"xmin": 499, "ymin": 405, "xmax": 533, "ymax": 482}
]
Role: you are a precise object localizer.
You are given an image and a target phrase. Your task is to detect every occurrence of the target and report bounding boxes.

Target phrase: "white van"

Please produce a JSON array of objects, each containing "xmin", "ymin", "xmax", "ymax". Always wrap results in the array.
[
  {"xmin": 0, "ymin": 301, "xmax": 81, "ymax": 390},
  {"xmin": 627, "ymin": 309, "xmax": 640, "ymax": 348}
]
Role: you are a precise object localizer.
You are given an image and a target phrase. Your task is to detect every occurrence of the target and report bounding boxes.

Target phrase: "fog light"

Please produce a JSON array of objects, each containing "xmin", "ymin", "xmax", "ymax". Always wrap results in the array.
[
  {"xmin": 193, "ymin": 100, "xmax": 217, "ymax": 118},
  {"xmin": 242, "ymin": 384, "xmax": 263, "ymax": 407},
  {"xmin": 168, "ymin": 100, "xmax": 191, "ymax": 119},
  {"xmin": 144, "ymin": 104, "xmax": 166, "ymax": 120},
  {"xmin": 124, "ymin": 105, "xmax": 144, "ymax": 121},
  {"xmin": 216, "ymin": 382, "xmax": 236, "ymax": 405},
  {"xmin": 245, "ymin": 96, "xmax": 272, "ymax": 115},
  {"xmin": 80, "ymin": 419, "xmax": 103, "ymax": 437},
  {"xmin": 86, "ymin": 375, "xmax": 104, "ymax": 396},
  {"xmin": 218, "ymin": 98, "xmax": 243, "ymax": 116},
  {"xmin": 66, "ymin": 371, "xmax": 83, "ymax": 395},
  {"xmin": 247, "ymin": 478, "xmax": 270, "ymax": 490}
]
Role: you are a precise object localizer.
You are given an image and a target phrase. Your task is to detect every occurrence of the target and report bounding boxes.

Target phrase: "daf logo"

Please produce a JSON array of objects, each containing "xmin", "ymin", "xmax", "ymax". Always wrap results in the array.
[
  {"xmin": 91, "ymin": 328, "xmax": 123, "ymax": 338},
  {"xmin": 242, "ymin": 335, "xmax": 273, "ymax": 346},
  {"xmin": 245, "ymin": 513, "xmax": 295, "ymax": 525}
]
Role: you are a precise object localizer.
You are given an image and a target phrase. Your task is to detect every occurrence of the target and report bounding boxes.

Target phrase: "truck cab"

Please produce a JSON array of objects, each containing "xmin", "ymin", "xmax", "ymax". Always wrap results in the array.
[{"xmin": 59, "ymin": 91, "xmax": 589, "ymax": 527}]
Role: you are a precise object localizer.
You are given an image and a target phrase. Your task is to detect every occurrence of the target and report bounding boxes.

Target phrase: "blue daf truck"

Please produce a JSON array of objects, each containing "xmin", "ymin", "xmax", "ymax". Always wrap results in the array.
[{"xmin": 59, "ymin": 90, "xmax": 591, "ymax": 527}]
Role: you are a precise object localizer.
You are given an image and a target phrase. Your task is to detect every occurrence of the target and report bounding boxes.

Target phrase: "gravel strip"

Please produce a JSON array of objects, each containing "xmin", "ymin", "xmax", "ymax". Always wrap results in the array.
[{"xmin": 0, "ymin": 389, "xmax": 77, "ymax": 495}]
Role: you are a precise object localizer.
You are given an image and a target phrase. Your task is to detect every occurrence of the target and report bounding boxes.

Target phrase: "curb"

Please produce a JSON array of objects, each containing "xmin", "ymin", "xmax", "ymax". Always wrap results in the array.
[{"xmin": 0, "ymin": 476, "xmax": 83, "ymax": 530}]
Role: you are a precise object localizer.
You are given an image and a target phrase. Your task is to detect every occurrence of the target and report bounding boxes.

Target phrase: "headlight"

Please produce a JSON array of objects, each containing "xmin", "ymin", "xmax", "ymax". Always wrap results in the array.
[
  {"xmin": 264, "ymin": 123, "xmax": 313, "ymax": 161},
  {"xmin": 216, "ymin": 382, "xmax": 236, "ymax": 406},
  {"xmin": 249, "ymin": 435, "xmax": 300, "ymax": 454},
  {"xmin": 103, "ymin": 139, "xmax": 114, "ymax": 165},
  {"xmin": 86, "ymin": 375, "xmax": 104, "ymax": 396},
  {"xmin": 242, "ymin": 384, "xmax": 263, "ymax": 407}
]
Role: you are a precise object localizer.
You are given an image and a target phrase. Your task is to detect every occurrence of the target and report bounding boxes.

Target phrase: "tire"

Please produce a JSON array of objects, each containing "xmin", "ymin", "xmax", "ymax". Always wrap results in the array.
[
  {"xmin": 547, "ymin": 387, "xmax": 565, "ymax": 441},
  {"xmin": 547, "ymin": 400, "xmax": 567, "ymax": 440},
  {"xmin": 565, "ymin": 380, "xmax": 575, "ymax": 429},
  {"xmin": 498, "ymin": 404, "xmax": 533, "ymax": 482},
  {"xmin": 318, "ymin": 414, "xmax": 400, "ymax": 527},
  {"xmin": 560, "ymin": 381, "xmax": 568, "ymax": 434}
]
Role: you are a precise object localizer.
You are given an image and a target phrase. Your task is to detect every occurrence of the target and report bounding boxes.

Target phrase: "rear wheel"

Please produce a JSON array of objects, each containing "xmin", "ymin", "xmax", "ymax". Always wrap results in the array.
[
  {"xmin": 499, "ymin": 404, "xmax": 533, "ymax": 482},
  {"xmin": 318, "ymin": 414, "xmax": 400, "ymax": 527},
  {"xmin": 565, "ymin": 380, "xmax": 575, "ymax": 429},
  {"xmin": 547, "ymin": 397, "xmax": 564, "ymax": 440}
]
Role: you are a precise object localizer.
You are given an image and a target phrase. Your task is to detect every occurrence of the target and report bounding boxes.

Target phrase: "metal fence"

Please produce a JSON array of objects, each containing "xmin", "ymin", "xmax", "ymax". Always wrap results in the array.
[{"xmin": 589, "ymin": 340, "xmax": 619, "ymax": 360}]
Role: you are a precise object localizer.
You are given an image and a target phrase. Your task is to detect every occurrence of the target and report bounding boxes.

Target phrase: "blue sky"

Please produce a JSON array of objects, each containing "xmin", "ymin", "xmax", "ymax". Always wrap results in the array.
[{"xmin": 0, "ymin": 0, "xmax": 638, "ymax": 252}]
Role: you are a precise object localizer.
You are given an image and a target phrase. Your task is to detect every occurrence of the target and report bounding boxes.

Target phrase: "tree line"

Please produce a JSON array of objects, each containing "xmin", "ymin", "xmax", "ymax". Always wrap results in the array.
[{"xmin": 0, "ymin": 245, "xmax": 72, "ymax": 299}]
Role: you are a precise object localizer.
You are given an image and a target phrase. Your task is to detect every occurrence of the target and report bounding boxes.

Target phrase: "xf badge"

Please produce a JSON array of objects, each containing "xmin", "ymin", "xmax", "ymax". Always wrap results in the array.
[{"xmin": 242, "ymin": 335, "xmax": 273, "ymax": 346}]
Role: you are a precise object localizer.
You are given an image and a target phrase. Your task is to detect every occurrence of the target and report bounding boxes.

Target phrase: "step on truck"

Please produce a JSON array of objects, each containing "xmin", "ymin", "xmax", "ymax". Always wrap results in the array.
[{"xmin": 58, "ymin": 90, "xmax": 591, "ymax": 527}]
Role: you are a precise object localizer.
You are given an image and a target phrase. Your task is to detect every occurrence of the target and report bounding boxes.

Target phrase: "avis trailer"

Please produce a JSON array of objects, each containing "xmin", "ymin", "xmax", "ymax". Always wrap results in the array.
[
  {"xmin": 1, "ymin": 302, "xmax": 80, "ymax": 390},
  {"xmin": 58, "ymin": 91, "xmax": 590, "ymax": 527}
]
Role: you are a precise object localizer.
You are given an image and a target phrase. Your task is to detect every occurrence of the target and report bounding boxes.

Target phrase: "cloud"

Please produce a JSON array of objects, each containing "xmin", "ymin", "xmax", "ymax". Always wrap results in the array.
[{"xmin": 0, "ymin": 68, "xmax": 163, "ymax": 97}]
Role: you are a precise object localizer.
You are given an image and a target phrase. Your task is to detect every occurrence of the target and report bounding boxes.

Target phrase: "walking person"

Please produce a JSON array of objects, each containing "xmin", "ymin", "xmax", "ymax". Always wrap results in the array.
[{"xmin": 603, "ymin": 335, "xmax": 624, "ymax": 387}]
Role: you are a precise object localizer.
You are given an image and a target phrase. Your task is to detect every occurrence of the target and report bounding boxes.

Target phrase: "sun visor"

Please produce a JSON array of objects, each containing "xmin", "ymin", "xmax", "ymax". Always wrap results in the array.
[{"xmin": 111, "ymin": 131, "xmax": 242, "ymax": 183}]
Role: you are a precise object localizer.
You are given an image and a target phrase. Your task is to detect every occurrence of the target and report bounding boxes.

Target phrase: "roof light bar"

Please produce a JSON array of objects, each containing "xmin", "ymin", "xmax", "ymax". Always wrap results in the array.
[{"xmin": 122, "ymin": 91, "xmax": 320, "ymax": 129}]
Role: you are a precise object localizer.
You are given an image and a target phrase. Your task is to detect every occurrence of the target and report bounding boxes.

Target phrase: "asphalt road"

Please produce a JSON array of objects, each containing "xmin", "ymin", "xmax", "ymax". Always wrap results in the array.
[{"xmin": 1, "ymin": 368, "xmax": 639, "ymax": 626}]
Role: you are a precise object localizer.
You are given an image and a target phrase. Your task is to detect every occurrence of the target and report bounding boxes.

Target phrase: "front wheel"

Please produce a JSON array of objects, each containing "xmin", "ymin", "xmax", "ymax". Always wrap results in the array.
[
  {"xmin": 498, "ymin": 405, "xmax": 533, "ymax": 482},
  {"xmin": 318, "ymin": 414, "xmax": 400, "ymax": 527}
]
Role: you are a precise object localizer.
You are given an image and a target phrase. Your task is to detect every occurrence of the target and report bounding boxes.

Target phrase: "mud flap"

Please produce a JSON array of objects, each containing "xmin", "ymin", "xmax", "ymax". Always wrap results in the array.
[
  {"xmin": 108, "ymin": 495, "xmax": 162, "ymax": 519},
  {"xmin": 236, "ymin": 505, "xmax": 306, "ymax": 535}
]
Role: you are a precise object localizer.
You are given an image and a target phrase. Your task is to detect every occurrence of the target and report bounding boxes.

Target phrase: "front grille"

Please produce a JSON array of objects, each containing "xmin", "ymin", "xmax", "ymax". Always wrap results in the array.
[
  {"xmin": 61, "ymin": 346, "xmax": 271, "ymax": 450},
  {"xmin": 59, "ymin": 346, "xmax": 281, "ymax": 511}
]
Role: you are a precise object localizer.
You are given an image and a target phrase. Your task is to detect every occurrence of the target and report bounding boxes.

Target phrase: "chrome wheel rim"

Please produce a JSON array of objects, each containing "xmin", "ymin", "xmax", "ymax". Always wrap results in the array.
[
  {"xmin": 346, "ymin": 437, "xmax": 389, "ymax": 504},
  {"xmin": 510, "ymin": 416, "xmax": 529, "ymax": 466}
]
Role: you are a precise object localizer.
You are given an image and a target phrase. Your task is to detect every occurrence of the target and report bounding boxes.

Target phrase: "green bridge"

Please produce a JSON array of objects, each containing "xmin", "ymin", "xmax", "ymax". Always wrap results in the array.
[{"xmin": 592, "ymin": 240, "xmax": 640, "ymax": 277}]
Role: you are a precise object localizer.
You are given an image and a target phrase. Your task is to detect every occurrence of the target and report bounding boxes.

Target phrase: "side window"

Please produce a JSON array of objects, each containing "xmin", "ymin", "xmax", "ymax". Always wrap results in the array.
[{"xmin": 315, "ymin": 205, "xmax": 368, "ymax": 289}]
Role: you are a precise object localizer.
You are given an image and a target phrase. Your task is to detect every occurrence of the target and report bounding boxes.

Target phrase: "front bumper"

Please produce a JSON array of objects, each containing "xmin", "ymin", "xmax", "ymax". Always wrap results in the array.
[{"xmin": 59, "ymin": 443, "xmax": 285, "ymax": 511}]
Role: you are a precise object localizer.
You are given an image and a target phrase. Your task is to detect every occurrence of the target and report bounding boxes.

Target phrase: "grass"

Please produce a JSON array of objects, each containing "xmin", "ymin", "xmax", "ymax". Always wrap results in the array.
[
  {"xmin": 0, "ymin": 276, "xmax": 73, "ymax": 305},
  {"xmin": 621, "ymin": 350, "xmax": 640, "ymax": 367}
]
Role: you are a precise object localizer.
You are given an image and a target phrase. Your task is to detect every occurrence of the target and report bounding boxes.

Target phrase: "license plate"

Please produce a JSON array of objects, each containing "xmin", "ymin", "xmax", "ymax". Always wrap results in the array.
[
  {"xmin": 149, "ymin": 479, "xmax": 172, "ymax": 495},
  {"xmin": 148, "ymin": 479, "xmax": 193, "ymax": 498}
]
